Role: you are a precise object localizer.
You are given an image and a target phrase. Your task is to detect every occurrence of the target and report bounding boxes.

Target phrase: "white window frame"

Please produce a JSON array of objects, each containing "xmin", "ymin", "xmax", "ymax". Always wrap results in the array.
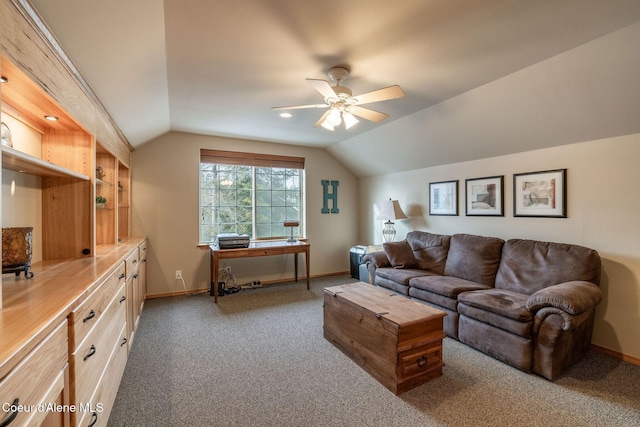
[{"xmin": 199, "ymin": 149, "xmax": 305, "ymax": 243}]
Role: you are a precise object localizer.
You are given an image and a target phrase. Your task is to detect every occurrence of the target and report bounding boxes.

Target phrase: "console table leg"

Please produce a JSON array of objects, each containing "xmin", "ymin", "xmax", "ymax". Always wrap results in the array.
[
  {"xmin": 306, "ymin": 248, "xmax": 310, "ymax": 290},
  {"xmin": 212, "ymin": 253, "xmax": 219, "ymax": 303}
]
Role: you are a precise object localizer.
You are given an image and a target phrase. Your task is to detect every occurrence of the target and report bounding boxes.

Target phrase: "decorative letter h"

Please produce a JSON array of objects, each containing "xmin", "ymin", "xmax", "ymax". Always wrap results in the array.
[{"xmin": 321, "ymin": 180, "xmax": 339, "ymax": 214}]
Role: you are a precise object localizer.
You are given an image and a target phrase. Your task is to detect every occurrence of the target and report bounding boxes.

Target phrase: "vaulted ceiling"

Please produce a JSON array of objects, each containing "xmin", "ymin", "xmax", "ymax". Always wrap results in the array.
[{"xmin": 29, "ymin": 0, "xmax": 640, "ymax": 176}]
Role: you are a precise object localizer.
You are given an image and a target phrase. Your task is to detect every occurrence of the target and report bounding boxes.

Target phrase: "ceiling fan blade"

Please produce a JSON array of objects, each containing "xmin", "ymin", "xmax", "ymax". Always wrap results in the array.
[
  {"xmin": 350, "ymin": 106, "xmax": 389, "ymax": 123},
  {"xmin": 306, "ymin": 79, "xmax": 337, "ymax": 100},
  {"xmin": 352, "ymin": 85, "xmax": 405, "ymax": 105},
  {"xmin": 272, "ymin": 104, "xmax": 328, "ymax": 110},
  {"xmin": 313, "ymin": 110, "xmax": 332, "ymax": 128}
]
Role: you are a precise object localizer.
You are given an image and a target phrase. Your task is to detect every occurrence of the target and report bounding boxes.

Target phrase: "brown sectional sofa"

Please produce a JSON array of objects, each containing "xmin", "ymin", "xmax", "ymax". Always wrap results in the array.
[{"xmin": 363, "ymin": 231, "xmax": 602, "ymax": 380}]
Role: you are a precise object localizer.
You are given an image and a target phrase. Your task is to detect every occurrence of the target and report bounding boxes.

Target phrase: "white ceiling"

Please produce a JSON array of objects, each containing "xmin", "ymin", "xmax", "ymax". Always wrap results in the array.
[{"xmin": 29, "ymin": 0, "xmax": 640, "ymax": 176}]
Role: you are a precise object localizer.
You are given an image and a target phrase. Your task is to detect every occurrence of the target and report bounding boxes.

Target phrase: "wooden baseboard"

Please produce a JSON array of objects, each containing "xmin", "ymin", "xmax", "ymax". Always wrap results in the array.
[
  {"xmin": 146, "ymin": 289, "xmax": 209, "ymax": 299},
  {"xmin": 591, "ymin": 344, "xmax": 640, "ymax": 366},
  {"xmin": 146, "ymin": 271, "xmax": 351, "ymax": 300}
]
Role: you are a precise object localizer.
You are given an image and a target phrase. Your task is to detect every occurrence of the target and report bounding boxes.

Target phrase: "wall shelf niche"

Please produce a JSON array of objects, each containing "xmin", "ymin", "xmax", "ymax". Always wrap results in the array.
[
  {"xmin": 1, "ymin": 56, "xmax": 94, "ymax": 260},
  {"xmin": 96, "ymin": 144, "xmax": 118, "ymax": 245}
]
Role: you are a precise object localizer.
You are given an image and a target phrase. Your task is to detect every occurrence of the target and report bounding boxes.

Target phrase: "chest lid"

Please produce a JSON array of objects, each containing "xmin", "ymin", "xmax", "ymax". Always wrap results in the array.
[{"xmin": 324, "ymin": 282, "xmax": 445, "ymax": 327}]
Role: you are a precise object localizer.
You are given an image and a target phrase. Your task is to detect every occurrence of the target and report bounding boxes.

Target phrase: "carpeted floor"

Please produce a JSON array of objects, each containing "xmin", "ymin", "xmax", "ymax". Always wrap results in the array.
[{"xmin": 107, "ymin": 275, "xmax": 640, "ymax": 427}]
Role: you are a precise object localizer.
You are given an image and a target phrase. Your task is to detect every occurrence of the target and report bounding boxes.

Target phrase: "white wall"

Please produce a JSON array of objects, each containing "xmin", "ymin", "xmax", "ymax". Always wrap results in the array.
[
  {"xmin": 131, "ymin": 131, "xmax": 358, "ymax": 296},
  {"xmin": 360, "ymin": 133, "xmax": 640, "ymax": 360}
]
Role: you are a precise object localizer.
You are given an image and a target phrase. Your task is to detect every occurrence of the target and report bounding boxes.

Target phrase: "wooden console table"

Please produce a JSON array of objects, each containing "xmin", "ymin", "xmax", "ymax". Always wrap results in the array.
[{"xmin": 209, "ymin": 241, "xmax": 310, "ymax": 303}]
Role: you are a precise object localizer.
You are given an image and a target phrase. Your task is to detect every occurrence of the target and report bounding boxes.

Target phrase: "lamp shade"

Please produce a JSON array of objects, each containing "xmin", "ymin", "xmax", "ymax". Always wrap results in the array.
[{"xmin": 377, "ymin": 199, "xmax": 408, "ymax": 220}]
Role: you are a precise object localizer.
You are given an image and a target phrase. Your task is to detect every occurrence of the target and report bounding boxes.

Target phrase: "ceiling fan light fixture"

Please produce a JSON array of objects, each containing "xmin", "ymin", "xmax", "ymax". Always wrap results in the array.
[
  {"xmin": 343, "ymin": 112, "xmax": 359, "ymax": 129},
  {"xmin": 320, "ymin": 120, "xmax": 334, "ymax": 131},
  {"xmin": 272, "ymin": 65, "xmax": 404, "ymax": 131},
  {"xmin": 326, "ymin": 108, "xmax": 342, "ymax": 126}
]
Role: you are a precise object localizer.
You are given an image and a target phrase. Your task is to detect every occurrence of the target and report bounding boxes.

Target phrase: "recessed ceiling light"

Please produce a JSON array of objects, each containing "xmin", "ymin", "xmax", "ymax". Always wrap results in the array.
[
  {"xmin": 279, "ymin": 112, "xmax": 292, "ymax": 118},
  {"xmin": 44, "ymin": 115, "xmax": 59, "ymax": 121}
]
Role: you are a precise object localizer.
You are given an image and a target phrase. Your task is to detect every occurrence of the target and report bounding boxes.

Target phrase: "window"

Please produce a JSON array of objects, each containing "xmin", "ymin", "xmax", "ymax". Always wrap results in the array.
[{"xmin": 199, "ymin": 149, "xmax": 305, "ymax": 243}]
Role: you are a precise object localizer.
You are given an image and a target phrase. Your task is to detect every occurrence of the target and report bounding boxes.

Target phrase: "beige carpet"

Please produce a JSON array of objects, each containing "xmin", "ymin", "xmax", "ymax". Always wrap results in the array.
[{"xmin": 107, "ymin": 275, "xmax": 640, "ymax": 426}]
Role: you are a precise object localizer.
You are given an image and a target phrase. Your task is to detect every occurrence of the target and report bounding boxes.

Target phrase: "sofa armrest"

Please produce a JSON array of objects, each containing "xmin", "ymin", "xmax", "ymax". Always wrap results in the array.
[
  {"xmin": 362, "ymin": 251, "xmax": 390, "ymax": 284},
  {"xmin": 526, "ymin": 281, "xmax": 602, "ymax": 316},
  {"xmin": 363, "ymin": 251, "xmax": 391, "ymax": 269}
]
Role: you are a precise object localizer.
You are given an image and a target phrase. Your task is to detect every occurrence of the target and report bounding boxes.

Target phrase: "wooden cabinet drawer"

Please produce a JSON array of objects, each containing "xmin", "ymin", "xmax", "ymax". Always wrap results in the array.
[
  {"xmin": 70, "ymin": 263, "xmax": 126, "ymax": 350},
  {"xmin": 71, "ymin": 283, "xmax": 126, "ymax": 405},
  {"xmin": 76, "ymin": 323, "xmax": 128, "ymax": 427},
  {"xmin": 0, "ymin": 320, "xmax": 67, "ymax": 427},
  {"xmin": 398, "ymin": 342, "xmax": 443, "ymax": 380},
  {"xmin": 125, "ymin": 250, "xmax": 139, "ymax": 278}
]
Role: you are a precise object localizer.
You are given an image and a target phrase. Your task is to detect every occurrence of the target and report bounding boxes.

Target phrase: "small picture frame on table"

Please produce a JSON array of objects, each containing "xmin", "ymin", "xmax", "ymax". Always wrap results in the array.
[
  {"xmin": 429, "ymin": 180, "xmax": 458, "ymax": 216},
  {"xmin": 465, "ymin": 175, "xmax": 504, "ymax": 216},
  {"xmin": 513, "ymin": 169, "xmax": 567, "ymax": 218}
]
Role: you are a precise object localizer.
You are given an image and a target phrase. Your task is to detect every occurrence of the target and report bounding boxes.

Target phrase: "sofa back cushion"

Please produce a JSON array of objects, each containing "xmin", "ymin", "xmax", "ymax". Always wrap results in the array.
[
  {"xmin": 495, "ymin": 239, "xmax": 602, "ymax": 294},
  {"xmin": 444, "ymin": 234, "xmax": 504, "ymax": 286},
  {"xmin": 383, "ymin": 240, "xmax": 418, "ymax": 268},
  {"xmin": 406, "ymin": 231, "xmax": 451, "ymax": 274}
]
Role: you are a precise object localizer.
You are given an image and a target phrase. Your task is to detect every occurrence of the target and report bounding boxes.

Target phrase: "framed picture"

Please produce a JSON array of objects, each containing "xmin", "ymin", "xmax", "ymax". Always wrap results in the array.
[
  {"xmin": 429, "ymin": 180, "xmax": 458, "ymax": 215},
  {"xmin": 465, "ymin": 175, "xmax": 504, "ymax": 216},
  {"xmin": 513, "ymin": 169, "xmax": 567, "ymax": 218}
]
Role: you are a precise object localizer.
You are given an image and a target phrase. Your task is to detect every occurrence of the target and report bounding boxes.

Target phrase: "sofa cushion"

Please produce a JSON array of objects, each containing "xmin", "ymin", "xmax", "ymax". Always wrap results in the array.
[
  {"xmin": 458, "ymin": 289, "xmax": 532, "ymax": 322},
  {"xmin": 495, "ymin": 239, "xmax": 602, "ymax": 294},
  {"xmin": 406, "ymin": 231, "xmax": 450, "ymax": 274},
  {"xmin": 375, "ymin": 267, "xmax": 434, "ymax": 286},
  {"xmin": 376, "ymin": 276, "xmax": 411, "ymax": 295},
  {"xmin": 458, "ymin": 289, "xmax": 533, "ymax": 337},
  {"xmin": 444, "ymin": 234, "xmax": 504, "ymax": 286},
  {"xmin": 409, "ymin": 275, "xmax": 491, "ymax": 298},
  {"xmin": 383, "ymin": 240, "xmax": 417, "ymax": 268},
  {"xmin": 409, "ymin": 286, "xmax": 460, "ymax": 311}
]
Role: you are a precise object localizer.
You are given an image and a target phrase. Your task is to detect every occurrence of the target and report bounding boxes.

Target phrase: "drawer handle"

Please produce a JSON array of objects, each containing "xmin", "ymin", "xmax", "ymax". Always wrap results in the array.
[
  {"xmin": 0, "ymin": 398, "xmax": 19, "ymax": 426},
  {"xmin": 120, "ymin": 295, "xmax": 126, "ymax": 303},
  {"xmin": 132, "ymin": 259, "xmax": 137, "ymax": 264},
  {"xmin": 417, "ymin": 355, "xmax": 428, "ymax": 368},
  {"xmin": 121, "ymin": 337, "xmax": 128, "ymax": 347},
  {"xmin": 133, "ymin": 273, "xmax": 139, "ymax": 279},
  {"xmin": 84, "ymin": 345, "xmax": 97, "ymax": 361},
  {"xmin": 83, "ymin": 310, "xmax": 96, "ymax": 323},
  {"xmin": 119, "ymin": 273, "xmax": 126, "ymax": 280},
  {"xmin": 87, "ymin": 412, "xmax": 98, "ymax": 427}
]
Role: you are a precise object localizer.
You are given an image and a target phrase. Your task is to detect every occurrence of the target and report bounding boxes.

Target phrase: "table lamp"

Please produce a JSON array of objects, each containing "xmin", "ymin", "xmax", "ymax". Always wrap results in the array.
[
  {"xmin": 377, "ymin": 199, "xmax": 407, "ymax": 242},
  {"xmin": 284, "ymin": 220, "xmax": 299, "ymax": 242}
]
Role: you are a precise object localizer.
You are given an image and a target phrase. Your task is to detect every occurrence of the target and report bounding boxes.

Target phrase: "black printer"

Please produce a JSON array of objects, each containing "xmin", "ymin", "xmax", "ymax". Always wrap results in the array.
[{"xmin": 214, "ymin": 233, "xmax": 250, "ymax": 249}]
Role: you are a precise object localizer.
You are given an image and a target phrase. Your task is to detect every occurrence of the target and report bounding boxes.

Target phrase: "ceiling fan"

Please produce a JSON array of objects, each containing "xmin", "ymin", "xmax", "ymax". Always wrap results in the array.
[{"xmin": 272, "ymin": 66, "xmax": 405, "ymax": 131}]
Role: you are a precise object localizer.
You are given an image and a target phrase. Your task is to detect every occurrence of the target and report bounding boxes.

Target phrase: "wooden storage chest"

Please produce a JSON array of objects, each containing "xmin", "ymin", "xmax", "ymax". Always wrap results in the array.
[{"xmin": 324, "ymin": 282, "xmax": 446, "ymax": 394}]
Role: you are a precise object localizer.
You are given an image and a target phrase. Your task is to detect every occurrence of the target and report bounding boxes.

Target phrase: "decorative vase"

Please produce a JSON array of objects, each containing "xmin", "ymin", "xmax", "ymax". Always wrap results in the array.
[{"xmin": 2, "ymin": 227, "xmax": 35, "ymax": 278}]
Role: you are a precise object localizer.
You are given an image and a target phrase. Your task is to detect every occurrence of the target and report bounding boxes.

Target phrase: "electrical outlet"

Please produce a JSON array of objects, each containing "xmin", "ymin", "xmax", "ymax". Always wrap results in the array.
[{"xmin": 175, "ymin": 270, "xmax": 183, "ymax": 280}]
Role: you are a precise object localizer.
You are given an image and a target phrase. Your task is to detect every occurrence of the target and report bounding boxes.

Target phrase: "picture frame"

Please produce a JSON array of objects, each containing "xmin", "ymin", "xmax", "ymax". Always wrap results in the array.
[
  {"xmin": 429, "ymin": 180, "xmax": 458, "ymax": 216},
  {"xmin": 465, "ymin": 175, "xmax": 504, "ymax": 216},
  {"xmin": 513, "ymin": 169, "xmax": 567, "ymax": 218}
]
